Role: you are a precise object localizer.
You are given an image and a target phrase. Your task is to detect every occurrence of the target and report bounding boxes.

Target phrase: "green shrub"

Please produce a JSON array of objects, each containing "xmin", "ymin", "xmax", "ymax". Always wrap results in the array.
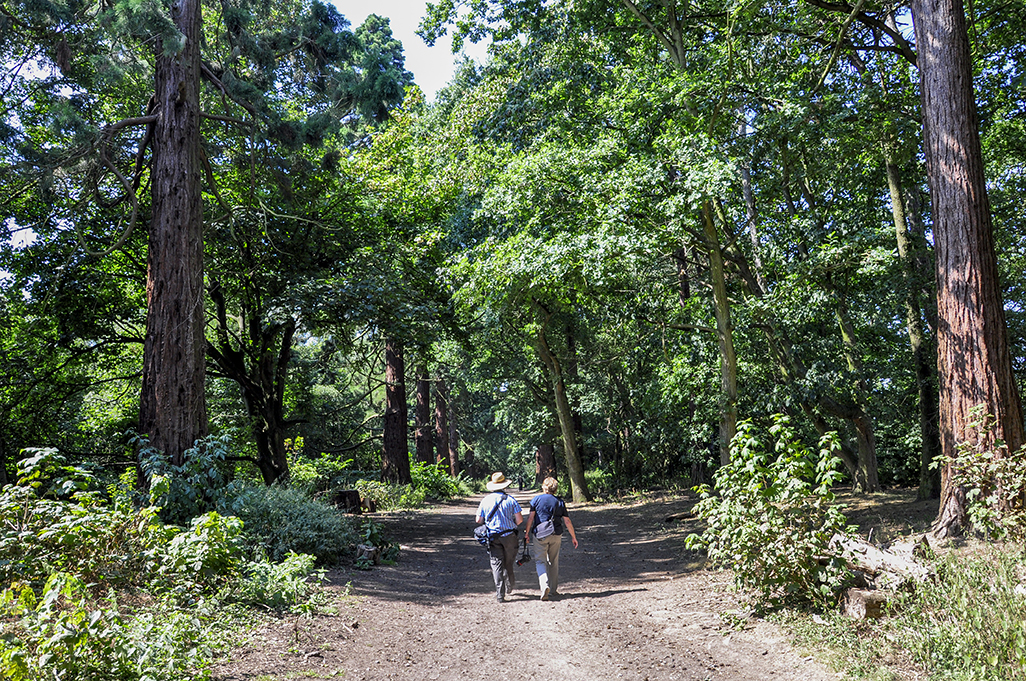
[
  {"xmin": 936, "ymin": 406, "xmax": 1026, "ymax": 540},
  {"xmin": 0, "ymin": 573, "xmax": 217, "ymax": 681},
  {"xmin": 224, "ymin": 484, "xmax": 358, "ymax": 564},
  {"xmin": 286, "ymin": 439, "xmax": 356, "ymax": 495},
  {"xmin": 0, "ymin": 484, "xmax": 166, "ymax": 589},
  {"xmin": 160, "ymin": 512, "xmax": 245, "ymax": 586},
  {"xmin": 584, "ymin": 468, "xmax": 613, "ymax": 497},
  {"xmin": 686, "ymin": 415, "xmax": 852, "ymax": 609},
  {"xmin": 136, "ymin": 432, "xmax": 238, "ymax": 526},
  {"xmin": 354, "ymin": 479, "xmax": 426, "ymax": 510},
  {"xmin": 234, "ymin": 552, "xmax": 324, "ymax": 610},
  {"xmin": 410, "ymin": 460, "xmax": 471, "ymax": 500}
]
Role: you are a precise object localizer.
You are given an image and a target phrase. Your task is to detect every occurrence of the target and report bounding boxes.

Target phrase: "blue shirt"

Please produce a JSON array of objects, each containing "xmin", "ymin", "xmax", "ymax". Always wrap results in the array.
[
  {"xmin": 476, "ymin": 492, "xmax": 522, "ymax": 533},
  {"xmin": 529, "ymin": 493, "xmax": 567, "ymax": 536}
]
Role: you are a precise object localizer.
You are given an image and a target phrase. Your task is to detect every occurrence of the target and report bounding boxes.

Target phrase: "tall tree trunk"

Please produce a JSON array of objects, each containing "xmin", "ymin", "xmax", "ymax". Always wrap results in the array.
[
  {"xmin": 883, "ymin": 148, "xmax": 942, "ymax": 500},
  {"xmin": 138, "ymin": 0, "xmax": 207, "ymax": 466},
  {"xmin": 207, "ymin": 281, "xmax": 295, "ymax": 484},
  {"xmin": 535, "ymin": 444, "xmax": 556, "ymax": 486},
  {"xmin": 382, "ymin": 338, "xmax": 411, "ymax": 484},
  {"xmin": 447, "ymin": 385, "xmax": 460, "ymax": 477},
  {"xmin": 703, "ymin": 203, "xmax": 738, "ymax": 465},
  {"xmin": 434, "ymin": 375, "xmax": 449, "ymax": 468},
  {"xmin": 912, "ymin": 0, "xmax": 1026, "ymax": 535},
  {"xmin": 534, "ymin": 305, "xmax": 592, "ymax": 502},
  {"xmin": 414, "ymin": 362, "xmax": 433, "ymax": 464}
]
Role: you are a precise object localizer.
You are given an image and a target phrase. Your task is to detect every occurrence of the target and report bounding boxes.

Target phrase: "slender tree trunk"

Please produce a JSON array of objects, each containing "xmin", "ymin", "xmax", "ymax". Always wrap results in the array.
[
  {"xmin": 139, "ymin": 0, "xmax": 207, "ymax": 466},
  {"xmin": 912, "ymin": 0, "xmax": 1025, "ymax": 535},
  {"xmin": 703, "ymin": 204, "xmax": 738, "ymax": 465},
  {"xmin": 434, "ymin": 376, "xmax": 449, "ymax": 468},
  {"xmin": 414, "ymin": 362, "xmax": 433, "ymax": 464},
  {"xmin": 833, "ymin": 287, "xmax": 881, "ymax": 492},
  {"xmin": 534, "ymin": 306, "xmax": 592, "ymax": 502},
  {"xmin": 883, "ymin": 148, "xmax": 942, "ymax": 500},
  {"xmin": 382, "ymin": 338, "xmax": 411, "ymax": 484}
]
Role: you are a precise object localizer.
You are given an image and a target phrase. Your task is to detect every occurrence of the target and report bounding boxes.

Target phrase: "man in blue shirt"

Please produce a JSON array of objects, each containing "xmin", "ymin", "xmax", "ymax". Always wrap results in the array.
[{"xmin": 476, "ymin": 472, "xmax": 523, "ymax": 602}]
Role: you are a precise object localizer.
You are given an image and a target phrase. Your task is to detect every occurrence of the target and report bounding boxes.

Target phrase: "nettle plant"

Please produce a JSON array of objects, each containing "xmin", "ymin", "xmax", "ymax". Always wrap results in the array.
[
  {"xmin": 936, "ymin": 405, "xmax": 1026, "ymax": 540},
  {"xmin": 686, "ymin": 415, "xmax": 852, "ymax": 609}
]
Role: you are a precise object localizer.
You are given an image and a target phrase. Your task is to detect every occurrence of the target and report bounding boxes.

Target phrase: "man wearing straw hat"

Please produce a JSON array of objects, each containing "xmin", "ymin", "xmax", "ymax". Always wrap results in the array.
[{"xmin": 475, "ymin": 472, "xmax": 523, "ymax": 602}]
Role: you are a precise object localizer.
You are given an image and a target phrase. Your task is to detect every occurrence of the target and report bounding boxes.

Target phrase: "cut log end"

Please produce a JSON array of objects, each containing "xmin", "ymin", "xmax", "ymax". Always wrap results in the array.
[{"xmin": 843, "ymin": 588, "xmax": 891, "ymax": 619}]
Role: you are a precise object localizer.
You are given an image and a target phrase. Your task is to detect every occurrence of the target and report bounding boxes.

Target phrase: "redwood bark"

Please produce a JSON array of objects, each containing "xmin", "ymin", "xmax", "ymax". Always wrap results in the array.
[
  {"xmin": 138, "ymin": 0, "xmax": 207, "ymax": 465},
  {"xmin": 912, "ymin": 0, "xmax": 1025, "ymax": 534},
  {"xmin": 382, "ymin": 338, "xmax": 411, "ymax": 484},
  {"xmin": 434, "ymin": 376, "xmax": 450, "ymax": 468},
  {"xmin": 535, "ymin": 444, "xmax": 557, "ymax": 486},
  {"xmin": 414, "ymin": 363, "xmax": 433, "ymax": 464}
]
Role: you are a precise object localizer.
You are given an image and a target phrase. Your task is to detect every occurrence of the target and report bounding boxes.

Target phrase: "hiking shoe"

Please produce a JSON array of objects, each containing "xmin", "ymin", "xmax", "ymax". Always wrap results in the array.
[{"xmin": 541, "ymin": 588, "xmax": 551, "ymax": 601}]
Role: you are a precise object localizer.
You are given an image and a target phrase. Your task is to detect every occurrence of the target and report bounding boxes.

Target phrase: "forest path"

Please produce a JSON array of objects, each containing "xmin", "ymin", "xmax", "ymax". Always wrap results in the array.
[{"xmin": 215, "ymin": 491, "xmax": 836, "ymax": 680}]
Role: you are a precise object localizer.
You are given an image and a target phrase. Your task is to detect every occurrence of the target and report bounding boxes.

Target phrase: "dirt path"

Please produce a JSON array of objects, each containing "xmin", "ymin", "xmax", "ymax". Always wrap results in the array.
[{"xmin": 215, "ymin": 491, "xmax": 836, "ymax": 680}]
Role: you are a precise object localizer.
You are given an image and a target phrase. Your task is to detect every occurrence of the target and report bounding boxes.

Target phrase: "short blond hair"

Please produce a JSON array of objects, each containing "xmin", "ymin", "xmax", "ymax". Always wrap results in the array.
[{"xmin": 542, "ymin": 477, "xmax": 558, "ymax": 494}]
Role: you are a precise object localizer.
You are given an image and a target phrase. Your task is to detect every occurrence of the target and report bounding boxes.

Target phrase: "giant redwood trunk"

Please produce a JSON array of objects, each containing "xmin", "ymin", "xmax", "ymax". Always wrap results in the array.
[
  {"xmin": 382, "ymin": 338, "xmax": 411, "ymax": 484},
  {"xmin": 414, "ymin": 362, "xmax": 433, "ymax": 464},
  {"xmin": 434, "ymin": 376, "xmax": 450, "ymax": 468},
  {"xmin": 535, "ymin": 444, "xmax": 556, "ymax": 487},
  {"xmin": 912, "ymin": 0, "xmax": 1025, "ymax": 535},
  {"xmin": 139, "ymin": 0, "xmax": 207, "ymax": 465}
]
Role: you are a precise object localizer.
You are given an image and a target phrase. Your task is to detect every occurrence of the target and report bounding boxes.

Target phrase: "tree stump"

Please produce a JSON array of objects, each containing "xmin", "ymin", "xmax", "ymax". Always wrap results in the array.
[
  {"xmin": 334, "ymin": 490, "xmax": 362, "ymax": 514},
  {"xmin": 357, "ymin": 543, "xmax": 380, "ymax": 564},
  {"xmin": 843, "ymin": 588, "xmax": 891, "ymax": 619}
]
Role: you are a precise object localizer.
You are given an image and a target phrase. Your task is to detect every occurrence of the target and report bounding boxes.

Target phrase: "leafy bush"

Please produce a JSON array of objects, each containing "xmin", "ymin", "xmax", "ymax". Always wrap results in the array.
[
  {"xmin": 137, "ymin": 432, "xmax": 238, "ymax": 525},
  {"xmin": 354, "ymin": 479, "xmax": 426, "ymax": 510},
  {"xmin": 161, "ymin": 512, "xmax": 244, "ymax": 586},
  {"xmin": 410, "ymin": 460, "xmax": 471, "ymax": 500},
  {"xmin": 937, "ymin": 405, "xmax": 1026, "ymax": 539},
  {"xmin": 584, "ymin": 468, "xmax": 613, "ymax": 497},
  {"xmin": 286, "ymin": 439, "xmax": 356, "ymax": 495},
  {"xmin": 0, "ymin": 483, "xmax": 165, "ymax": 588},
  {"xmin": 234, "ymin": 552, "xmax": 324, "ymax": 610},
  {"xmin": 686, "ymin": 415, "xmax": 852, "ymax": 609},
  {"xmin": 224, "ymin": 483, "xmax": 358, "ymax": 564},
  {"xmin": 0, "ymin": 573, "xmax": 217, "ymax": 681}
]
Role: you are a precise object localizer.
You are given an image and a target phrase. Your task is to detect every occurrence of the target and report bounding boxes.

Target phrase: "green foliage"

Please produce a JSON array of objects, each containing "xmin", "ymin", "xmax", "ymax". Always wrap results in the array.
[
  {"xmin": 225, "ymin": 483, "xmax": 358, "ymax": 564},
  {"xmin": 136, "ymin": 432, "xmax": 237, "ymax": 526},
  {"xmin": 583, "ymin": 468, "xmax": 613, "ymax": 498},
  {"xmin": 410, "ymin": 460, "xmax": 472, "ymax": 500},
  {"xmin": 686, "ymin": 415, "xmax": 852, "ymax": 609},
  {"xmin": 936, "ymin": 406, "xmax": 1026, "ymax": 540},
  {"xmin": 353, "ymin": 479, "xmax": 424, "ymax": 511},
  {"xmin": 0, "ymin": 573, "xmax": 216, "ymax": 681},
  {"xmin": 895, "ymin": 544, "xmax": 1026, "ymax": 680},
  {"xmin": 286, "ymin": 438, "xmax": 355, "ymax": 495},
  {"xmin": 234, "ymin": 552, "xmax": 324, "ymax": 611},
  {"xmin": 14, "ymin": 448, "xmax": 97, "ymax": 498},
  {"xmin": 160, "ymin": 512, "xmax": 244, "ymax": 586},
  {"xmin": 0, "ymin": 483, "xmax": 165, "ymax": 588}
]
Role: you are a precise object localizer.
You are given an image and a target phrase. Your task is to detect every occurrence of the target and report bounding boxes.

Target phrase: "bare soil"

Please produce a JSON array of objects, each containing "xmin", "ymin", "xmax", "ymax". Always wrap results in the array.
[{"xmin": 214, "ymin": 488, "xmax": 936, "ymax": 681}]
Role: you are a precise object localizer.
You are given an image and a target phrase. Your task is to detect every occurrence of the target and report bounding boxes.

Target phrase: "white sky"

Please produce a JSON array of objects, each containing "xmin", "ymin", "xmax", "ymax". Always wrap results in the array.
[{"xmin": 329, "ymin": 0, "xmax": 489, "ymax": 100}]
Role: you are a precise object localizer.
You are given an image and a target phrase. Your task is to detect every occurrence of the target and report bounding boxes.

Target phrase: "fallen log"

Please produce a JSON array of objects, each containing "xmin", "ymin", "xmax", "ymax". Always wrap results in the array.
[
  {"xmin": 830, "ymin": 534, "xmax": 932, "ymax": 588},
  {"xmin": 843, "ymin": 588, "xmax": 891, "ymax": 619}
]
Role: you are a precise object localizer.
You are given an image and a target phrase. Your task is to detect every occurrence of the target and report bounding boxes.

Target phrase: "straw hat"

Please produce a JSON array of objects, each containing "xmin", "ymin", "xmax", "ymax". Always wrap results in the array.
[{"xmin": 486, "ymin": 472, "xmax": 512, "ymax": 491}]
